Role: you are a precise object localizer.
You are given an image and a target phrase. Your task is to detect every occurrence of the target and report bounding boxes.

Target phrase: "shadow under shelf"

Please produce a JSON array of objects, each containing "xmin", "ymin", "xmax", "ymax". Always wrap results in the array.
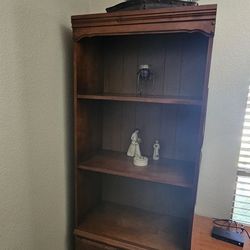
[
  {"xmin": 78, "ymin": 150, "xmax": 195, "ymax": 188},
  {"xmin": 75, "ymin": 201, "xmax": 188, "ymax": 250}
]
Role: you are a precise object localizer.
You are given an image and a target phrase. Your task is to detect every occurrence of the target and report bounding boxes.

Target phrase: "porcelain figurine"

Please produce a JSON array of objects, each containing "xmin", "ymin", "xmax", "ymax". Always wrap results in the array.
[
  {"xmin": 153, "ymin": 140, "xmax": 160, "ymax": 160},
  {"xmin": 127, "ymin": 129, "xmax": 149, "ymax": 167},
  {"xmin": 133, "ymin": 155, "xmax": 148, "ymax": 167},
  {"xmin": 127, "ymin": 130, "xmax": 141, "ymax": 157}
]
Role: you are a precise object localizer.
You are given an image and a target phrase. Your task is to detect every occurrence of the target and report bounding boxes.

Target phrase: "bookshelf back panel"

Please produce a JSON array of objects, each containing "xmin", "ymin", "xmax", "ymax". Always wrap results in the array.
[
  {"xmin": 77, "ymin": 33, "xmax": 208, "ymax": 99},
  {"xmin": 77, "ymin": 170, "xmax": 102, "ymax": 225},
  {"xmin": 102, "ymin": 101, "xmax": 201, "ymax": 162},
  {"xmin": 77, "ymin": 100, "xmax": 103, "ymax": 162},
  {"xmin": 73, "ymin": 6, "xmax": 217, "ymax": 249},
  {"xmin": 77, "ymin": 170, "xmax": 192, "ymax": 224},
  {"xmin": 102, "ymin": 174, "xmax": 193, "ymax": 218},
  {"xmin": 76, "ymin": 39, "xmax": 104, "ymax": 95}
]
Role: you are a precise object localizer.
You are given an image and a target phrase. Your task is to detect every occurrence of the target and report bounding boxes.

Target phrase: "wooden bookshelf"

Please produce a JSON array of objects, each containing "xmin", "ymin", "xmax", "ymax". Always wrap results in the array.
[
  {"xmin": 72, "ymin": 5, "xmax": 216, "ymax": 249},
  {"xmin": 77, "ymin": 94, "xmax": 203, "ymax": 106},
  {"xmin": 79, "ymin": 150, "xmax": 194, "ymax": 188},
  {"xmin": 75, "ymin": 202, "xmax": 187, "ymax": 250}
]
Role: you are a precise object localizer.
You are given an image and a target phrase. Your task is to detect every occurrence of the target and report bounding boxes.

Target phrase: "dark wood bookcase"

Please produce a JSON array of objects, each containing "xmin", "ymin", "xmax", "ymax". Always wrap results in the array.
[{"xmin": 71, "ymin": 5, "xmax": 217, "ymax": 250}]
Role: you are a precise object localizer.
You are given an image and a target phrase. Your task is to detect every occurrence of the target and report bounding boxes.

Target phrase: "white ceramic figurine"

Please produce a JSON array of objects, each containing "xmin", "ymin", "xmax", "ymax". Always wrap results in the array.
[
  {"xmin": 127, "ymin": 130, "xmax": 148, "ymax": 167},
  {"xmin": 127, "ymin": 130, "xmax": 140, "ymax": 157},
  {"xmin": 133, "ymin": 155, "xmax": 148, "ymax": 167},
  {"xmin": 153, "ymin": 140, "xmax": 160, "ymax": 160}
]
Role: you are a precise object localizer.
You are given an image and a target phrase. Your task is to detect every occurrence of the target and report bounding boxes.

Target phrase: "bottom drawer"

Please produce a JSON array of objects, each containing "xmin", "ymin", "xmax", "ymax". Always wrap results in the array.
[{"xmin": 75, "ymin": 237, "xmax": 118, "ymax": 250}]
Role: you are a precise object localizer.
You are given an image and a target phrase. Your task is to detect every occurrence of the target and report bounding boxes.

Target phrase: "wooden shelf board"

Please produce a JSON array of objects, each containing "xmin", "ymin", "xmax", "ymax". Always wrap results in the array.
[
  {"xmin": 77, "ymin": 94, "xmax": 202, "ymax": 106},
  {"xmin": 78, "ymin": 150, "xmax": 194, "ymax": 188},
  {"xmin": 74, "ymin": 202, "xmax": 187, "ymax": 250}
]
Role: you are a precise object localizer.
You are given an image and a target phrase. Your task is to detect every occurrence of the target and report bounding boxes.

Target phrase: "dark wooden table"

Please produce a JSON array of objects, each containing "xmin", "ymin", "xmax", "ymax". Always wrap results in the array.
[{"xmin": 192, "ymin": 215, "xmax": 250, "ymax": 250}]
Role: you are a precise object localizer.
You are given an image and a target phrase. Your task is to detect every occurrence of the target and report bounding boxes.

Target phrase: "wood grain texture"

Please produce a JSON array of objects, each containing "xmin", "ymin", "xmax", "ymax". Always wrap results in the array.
[
  {"xmin": 101, "ymin": 101, "xmax": 201, "ymax": 162},
  {"xmin": 75, "ymin": 202, "xmax": 188, "ymax": 250},
  {"xmin": 164, "ymin": 34, "xmax": 182, "ymax": 96},
  {"xmin": 102, "ymin": 102, "xmax": 123, "ymax": 152},
  {"xmin": 71, "ymin": 5, "xmax": 217, "ymax": 40},
  {"xmin": 77, "ymin": 38, "xmax": 103, "ymax": 95},
  {"xmin": 135, "ymin": 103, "xmax": 162, "ymax": 155},
  {"xmin": 103, "ymin": 38, "xmax": 124, "ymax": 94},
  {"xmin": 102, "ymin": 174, "xmax": 193, "ymax": 218},
  {"xmin": 101, "ymin": 34, "xmax": 207, "ymax": 99},
  {"xmin": 76, "ymin": 237, "xmax": 117, "ymax": 250},
  {"xmin": 78, "ymin": 150, "xmax": 194, "ymax": 188},
  {"xmin": 187, "ymin": 37, "xmax": 215, "ymax": 248},
  {"xmin": 76, "ymin": 170, "xmax": 102, "ymax": 225},
  {"xmin": 179, "ymin": 34, "xmax": 208, "ymax": 98},
  {"xmin": 175, "ymin": 106, "xmax": 201, "ymax": 162},
  {"xmin": 77, "ymin": 94, "xmax": 202, "ymax": 106},
  {"xmin": 76, "ymin": 100, "xmax": 102, "ymax": 162},
  {"xmin": 76, "ymin": 215, "xmax": 250, "ymax": 250},
  {"xmin": 137, "ymin": 36, "xmax": 165, "ymax": 95},
  {"xmin": 72, "ymin": 5, "xmax": 217, "ymax": 250},
  {"xmin": 192, "ymin": 215, "xmax": 250, "ymax": 250}
]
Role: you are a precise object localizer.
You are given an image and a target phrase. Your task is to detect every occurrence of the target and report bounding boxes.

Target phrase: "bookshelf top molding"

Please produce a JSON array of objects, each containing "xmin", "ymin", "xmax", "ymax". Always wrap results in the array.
[{"xmin": 71, "ymin": 4, "xmax": 217, "ymax": 41}]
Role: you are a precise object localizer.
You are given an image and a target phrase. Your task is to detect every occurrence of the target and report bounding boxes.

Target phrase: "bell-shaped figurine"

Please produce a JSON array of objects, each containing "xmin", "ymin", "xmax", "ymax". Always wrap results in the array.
[
  {"xmin": 153, "ymin": 140, "xmax": 160, "ymax": 160},
  {"xmin": 127, "ymin": 130, "xmax": 140, "ymax": 157}
]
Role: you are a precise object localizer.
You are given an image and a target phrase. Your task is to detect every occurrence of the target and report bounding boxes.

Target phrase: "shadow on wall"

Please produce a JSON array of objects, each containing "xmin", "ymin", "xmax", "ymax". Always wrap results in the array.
[
  {"xmin": 61, "ymin": 24, "xmax": 74, "ymax": 250},
  {"xmin": 10, "ymin": 0, "xmax": 80, "ymax": 249}
]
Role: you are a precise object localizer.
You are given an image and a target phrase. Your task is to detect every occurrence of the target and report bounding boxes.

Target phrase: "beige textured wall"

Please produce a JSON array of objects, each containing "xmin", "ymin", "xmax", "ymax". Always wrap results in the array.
[
  {"xmin": 0, "ymin": 1, "xmax": 90, "ymax": 249},
  {"xmin": 196, "ymin": 0, "xmax": 250, "ymax": 218},
  {"xmin": 1, "ymin": 0, "xmax": 250, "ymax": 249}
]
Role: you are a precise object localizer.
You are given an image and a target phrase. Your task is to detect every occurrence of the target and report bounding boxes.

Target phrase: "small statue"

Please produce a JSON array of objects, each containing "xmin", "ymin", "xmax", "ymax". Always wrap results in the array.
[
  {"xmin": 127, "ymin": 130, "xmax": 141, "ymax": 157},
  {"xmin": 137, "ymin": 64, "xmax": 154, "ymax": 96},
  {"xmin": 133, "ymin": 155, "xmax": 148, "ymax": 167},
  {"xmin": 127, "ymin": 129, "xmax": 148, "ymax": 167},
  {"xmin": 153, "ymin": 140, "xmax": 160, "ymax": 160}
]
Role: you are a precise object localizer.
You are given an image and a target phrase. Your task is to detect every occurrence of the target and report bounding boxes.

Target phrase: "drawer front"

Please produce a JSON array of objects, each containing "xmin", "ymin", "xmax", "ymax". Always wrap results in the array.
[{"xmin": 75, "ymin": 237, "xmax": 118, "ymax": 250}]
